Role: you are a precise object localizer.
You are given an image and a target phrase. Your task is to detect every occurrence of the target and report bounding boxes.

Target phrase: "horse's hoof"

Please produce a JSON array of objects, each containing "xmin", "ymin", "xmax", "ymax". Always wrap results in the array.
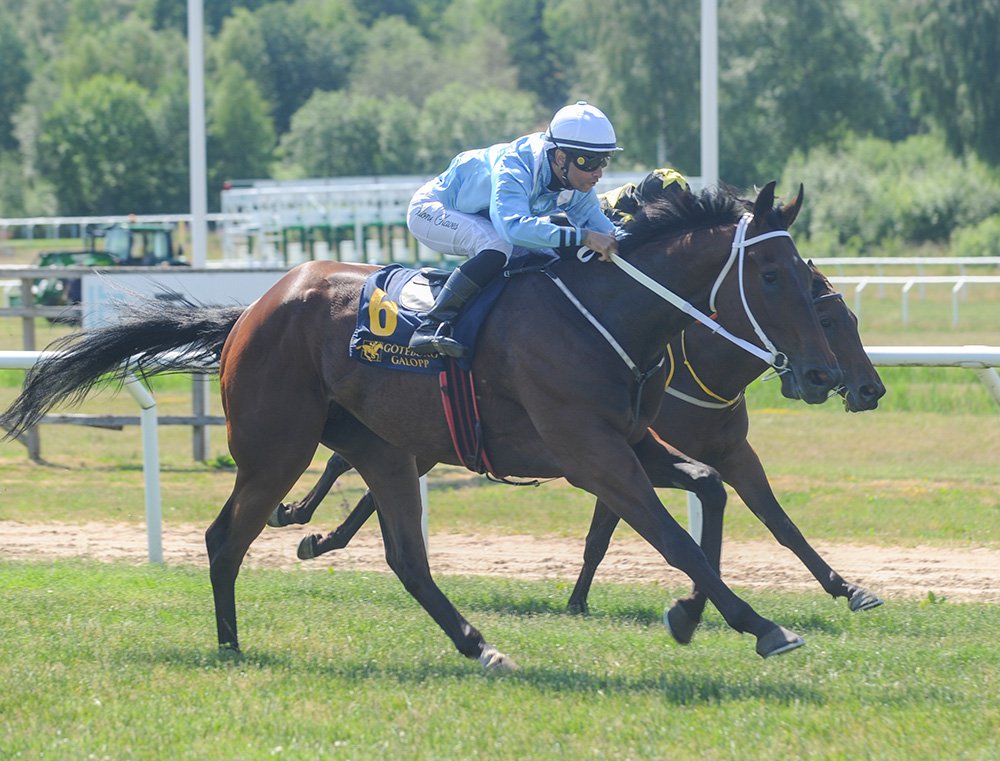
[
  {"xmin": 566, "ymin": 598, "xmax": 589, "ymax": 616},
  {"xmin": 664, "ymin": 602, "xmax": 699, "ymax": 645},
  {"xmin": 478, "ymin": 644, "xmax": 519, "ymax": 672},
  {"xmin": 848, "ymin": 588, "xmax": 884, "ymax": 612},
  {"xmin": 266, "ymin": 506, "xmax": 288, "ymax": 528},
  {"xmin": 756, "ymin": 625, "xmax": 805, "ymax": 658},
  {"xmin": 297, "ymin": 535, "xmax": 318, "ymax": 560}
]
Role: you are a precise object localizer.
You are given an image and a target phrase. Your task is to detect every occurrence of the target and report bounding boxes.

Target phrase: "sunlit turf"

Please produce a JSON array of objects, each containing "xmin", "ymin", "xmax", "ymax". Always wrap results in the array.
[{"xmin": 1, "ymin": 561, "xmax": 996, "ymax": 760}]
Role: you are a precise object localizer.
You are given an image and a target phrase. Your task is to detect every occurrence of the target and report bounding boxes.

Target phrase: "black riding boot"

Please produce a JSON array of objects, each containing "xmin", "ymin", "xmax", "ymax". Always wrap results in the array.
[
  {"xmin": 409, "ymin": 249, "xmax": 506, "ymax": 357},
  {"xmin": 408, "ymin": 268, "xmax": 482, "ymax": 357}
]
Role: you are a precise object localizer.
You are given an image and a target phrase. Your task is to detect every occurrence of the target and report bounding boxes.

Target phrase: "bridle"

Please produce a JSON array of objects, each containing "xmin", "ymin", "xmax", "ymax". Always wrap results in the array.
[
  {"xmin": 605, "ymin": 213, "xmax": 793, "ymax": 370},
  {"xmin": 545, "ymin": 212, "xmax": 800, "ymax": 419}
]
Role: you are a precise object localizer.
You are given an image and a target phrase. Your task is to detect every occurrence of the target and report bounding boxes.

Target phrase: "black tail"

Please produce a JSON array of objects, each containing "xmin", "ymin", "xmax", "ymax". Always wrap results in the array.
[{"xmin": 1, "ymin": 296, "xmax": 245, "ymax": 438}]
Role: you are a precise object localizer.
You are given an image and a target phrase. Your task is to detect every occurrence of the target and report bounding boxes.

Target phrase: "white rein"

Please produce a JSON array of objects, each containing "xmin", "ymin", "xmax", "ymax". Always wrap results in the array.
[{"xmin": 606, "ymin": 213, "xmax": 791, "ymax": 369}]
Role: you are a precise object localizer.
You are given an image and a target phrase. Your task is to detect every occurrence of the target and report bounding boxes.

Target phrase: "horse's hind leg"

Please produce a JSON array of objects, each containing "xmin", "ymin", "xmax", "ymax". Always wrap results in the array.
[
  {"xmin": 207, "ymin": 426, "xmax": 324, "ymax": 651},
  {"xmin": 567, "ymin": 502, "xmax": 619, "ymax": 615},
  {"xmin": 347, "ymin": 446, "xmax": 516, "ymax": 670},
  {"xmin": 297, "ymin": 489, "xmax": 376, "ymax": 560},
  {"xmin": 267, "ymin": 452, "xmax": 353, "ymax": 527}
]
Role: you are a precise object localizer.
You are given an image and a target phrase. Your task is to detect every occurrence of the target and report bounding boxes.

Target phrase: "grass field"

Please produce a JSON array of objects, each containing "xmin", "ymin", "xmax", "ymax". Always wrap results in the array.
[{"xmin": 1, "ymin": 562, "xmax": 997, "ymax": 760}]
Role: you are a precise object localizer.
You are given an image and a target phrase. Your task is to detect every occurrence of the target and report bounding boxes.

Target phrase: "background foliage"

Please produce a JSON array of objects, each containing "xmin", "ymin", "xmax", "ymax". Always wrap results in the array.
[{"xmin": 0, "ymin": 0, "xmax": 998, "ymax": 254}]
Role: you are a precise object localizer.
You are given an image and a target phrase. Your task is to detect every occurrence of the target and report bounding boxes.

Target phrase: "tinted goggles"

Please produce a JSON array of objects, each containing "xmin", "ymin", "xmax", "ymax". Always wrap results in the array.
[{"xmin": 567, "ymin": 151, "xmax": 611, "ymax": 172}]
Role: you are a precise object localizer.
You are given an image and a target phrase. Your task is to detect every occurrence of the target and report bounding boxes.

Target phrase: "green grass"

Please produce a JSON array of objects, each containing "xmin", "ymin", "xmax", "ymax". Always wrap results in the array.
[{"xmin": 1, "ymin": 561, "xmax": 997, "ymax": 760}]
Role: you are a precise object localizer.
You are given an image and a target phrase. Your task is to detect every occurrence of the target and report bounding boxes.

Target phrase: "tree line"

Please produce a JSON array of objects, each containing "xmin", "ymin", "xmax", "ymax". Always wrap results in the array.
[{"xmin": 0, "ymin": 0, "xmax": 998, "ymax": 253}]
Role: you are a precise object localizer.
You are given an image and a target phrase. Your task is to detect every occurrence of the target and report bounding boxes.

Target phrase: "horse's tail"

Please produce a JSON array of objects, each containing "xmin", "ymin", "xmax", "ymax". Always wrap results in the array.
[{"xmin": 1, "ymin": 296, "xmax": 245, "ymax": 439}]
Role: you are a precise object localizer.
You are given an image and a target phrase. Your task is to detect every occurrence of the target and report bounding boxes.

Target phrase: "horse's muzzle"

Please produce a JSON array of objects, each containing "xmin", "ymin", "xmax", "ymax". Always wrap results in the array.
[{"xmin": 781, "ymin": 363, "xmax": 844, "ymax": 405}]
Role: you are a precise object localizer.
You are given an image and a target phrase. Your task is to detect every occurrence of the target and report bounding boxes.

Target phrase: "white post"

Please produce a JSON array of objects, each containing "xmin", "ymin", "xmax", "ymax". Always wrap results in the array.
[
  {"xmin": 951, "ymin": 280, "xmax": 964, "ymax": 327},
  {"xmin": 902, "ymin": 280, "xmax": 914, "ymax": 325},
  {"xmin": 123, "ymin": 375, "xmax": 163, "ymax": 564},
  {"xmin": 686, "ymin": 492, "xmax": 703, "ymax": 544},
  {"xmin": 700, "ymin": 0, "xmax": 719, "ymax": 188},
  {"xmin": 419, "ymin": 474, "xmax": 429, "ymax": 550},
  {"xmin": 187, "ymin": 0, "xmax": 208, "ymax": 268},
  {"xmin": 973, "ymin": 367, "xmax": 1000, "ymax": 407},
  {"xmin": 854, "ymin": 280, "xmax": 868, "ymax": 320}
]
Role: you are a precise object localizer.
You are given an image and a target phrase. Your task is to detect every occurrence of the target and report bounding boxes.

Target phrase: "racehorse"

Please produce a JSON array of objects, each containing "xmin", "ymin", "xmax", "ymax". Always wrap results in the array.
[
  {"xmin": 273, "ymin": 263, "xmax": 886, "ymax": 632},
  {"xmin": 1, "ymin": 182, "xmax": 843, "ymax": 667}
]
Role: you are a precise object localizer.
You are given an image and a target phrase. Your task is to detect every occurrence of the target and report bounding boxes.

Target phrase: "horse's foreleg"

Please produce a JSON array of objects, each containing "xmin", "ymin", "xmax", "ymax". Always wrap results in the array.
[
  {"xmin": 721, "ymin": 443, "xmax": 883, "ymax": 612},
  {"xmin": 298, "ymin": 489, "xmax": 377, "ymax": 560},
  {"xmin": 566, "ymin": 501, "xmax": 619, "ymax": 614},
  {"xmin": 555, "ymin": 431, "xmax": 800, "ymax": 657},
  {"xmin": 632, "ymin": 432, "xmax": 729, "ymax": 643},
  {"xmin": 347, "ymin": 445, "xmax": 516, "ymax": 670},
  {"xmin": 268, "ymin": 452, "xmax": 354, "ymax": 527},
  {"xmin": 567, "ymin": 432, "xmax": 727, "ymax": 618}
]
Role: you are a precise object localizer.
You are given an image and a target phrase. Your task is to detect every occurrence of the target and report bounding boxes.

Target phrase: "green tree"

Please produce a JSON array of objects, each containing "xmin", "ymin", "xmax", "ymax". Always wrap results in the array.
[
  {"xmin": 0, "ymin": 17, "xmax": 31, "ymax": 151},
  {"xmin": 548, "ymin": 0, "xmax": 701, "ymax": 173},
  {"xmin": 348, "ymin": 16, "xmax": 440, "ymax": 107},
  {"xmin": 36, "ymin": 75, "xmax": 170, "ymax": 214},
  {"xmin": 458, "ymin": 0, "xmax": 566, "ymax": 110},
  {"xmin": 208, "ymin": 63, "xmax": 276, "ymax": 189},
  {"xmin": 416, "ymin": 83, "xmax": 541, "ymax": 172},
  {"xmin": 148, "ymin": 71, "xmax": 193, "ymax": 213},
  {"xmin": 214, "ymin": 2, "xmax": 362, "ymax": 134},
  {"xmin": 719, "ymin": 0, "xmax": 887, "ymax": 186},
  {"xmin": 279, "ymin": 90, "xmax": 420, "ymax": 177},
  {"xmin": 56, "ymin": 14, "xmax": 187, "ymax": 94},
  {"xmin": 897, "ymin": 0, "xmax": 1000, "ymax": 166}
]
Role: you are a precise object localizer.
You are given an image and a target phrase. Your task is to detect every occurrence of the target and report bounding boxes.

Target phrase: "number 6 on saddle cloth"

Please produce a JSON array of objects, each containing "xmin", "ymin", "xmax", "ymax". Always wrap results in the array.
[{"xmin": 350, "ymin": 251, "xmax": 559, "ymax": 373}]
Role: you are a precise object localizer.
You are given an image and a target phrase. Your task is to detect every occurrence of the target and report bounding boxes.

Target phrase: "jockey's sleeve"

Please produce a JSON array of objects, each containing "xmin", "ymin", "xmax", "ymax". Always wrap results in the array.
[
  {"xmin": 564, "ymin": 188, "xmax": 618, "ymax": 239},
  {"xmin": 490, "ymin": 153, "xmax": 586, "ymax": 250}
]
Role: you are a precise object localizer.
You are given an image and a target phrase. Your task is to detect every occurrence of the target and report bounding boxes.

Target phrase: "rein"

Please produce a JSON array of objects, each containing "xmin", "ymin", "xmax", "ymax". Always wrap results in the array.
[
  {"xmin": 550, "ymin": 213, "xmax": 793, "ymax": 392},
  {"xmin": 610, "ymin": 213, "xmax": 791, "ymax": 370}
]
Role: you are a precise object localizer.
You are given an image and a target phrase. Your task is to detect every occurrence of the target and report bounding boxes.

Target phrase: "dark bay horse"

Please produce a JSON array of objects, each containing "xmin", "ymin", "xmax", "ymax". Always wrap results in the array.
[
  {"xmin": 274, "ymin": 264, "xmax": 886, "ymax": 632},
  {"xmin": 1, "ymin": 183, "xmax": 842, "ymax": 667}
]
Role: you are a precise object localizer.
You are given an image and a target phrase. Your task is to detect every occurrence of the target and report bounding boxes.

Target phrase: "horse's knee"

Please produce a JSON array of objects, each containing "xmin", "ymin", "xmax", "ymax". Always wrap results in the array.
[{"xmin": 679, "ymin": 463, "xmax": 726, "ymax": 512}]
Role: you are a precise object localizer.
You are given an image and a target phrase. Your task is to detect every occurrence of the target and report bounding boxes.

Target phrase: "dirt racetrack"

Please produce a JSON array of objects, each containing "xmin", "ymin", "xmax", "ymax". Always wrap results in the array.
[{"xmin": 1, "ymin": 519, "xmax": 997, "ymax": 603}]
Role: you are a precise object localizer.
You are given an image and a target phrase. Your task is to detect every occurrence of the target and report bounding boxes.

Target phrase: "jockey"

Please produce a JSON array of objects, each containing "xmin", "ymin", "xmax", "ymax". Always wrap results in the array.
[
  {"xmin": 407, "ymin": 101, "xmax": 623, "ymax": 358},
  {"xmin": 599, "ymin": 166, "xmax": 689, "ymax": 226}
]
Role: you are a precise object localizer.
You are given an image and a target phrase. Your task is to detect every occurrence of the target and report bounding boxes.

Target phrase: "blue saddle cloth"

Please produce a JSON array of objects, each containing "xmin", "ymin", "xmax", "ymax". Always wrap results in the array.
[{"xmin": 350, "ymin": 249, "xmax": 559, "ymax": 373}]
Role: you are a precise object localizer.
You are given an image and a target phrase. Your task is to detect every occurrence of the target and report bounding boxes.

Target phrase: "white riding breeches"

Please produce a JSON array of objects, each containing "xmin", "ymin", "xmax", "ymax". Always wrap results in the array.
[{"xmin": 407, "ymin": 181, "xmax": 514, "ymax": 261}]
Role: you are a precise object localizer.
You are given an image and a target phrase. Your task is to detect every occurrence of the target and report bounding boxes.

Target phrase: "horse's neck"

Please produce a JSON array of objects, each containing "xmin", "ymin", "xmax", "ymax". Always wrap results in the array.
[
  {"xmin": 557, "ymin": 226, "xmax": 737, "ymax": 368},
  {"xmin": 667, "ymin": 323, "xmax": 769, "ymax": 403}
]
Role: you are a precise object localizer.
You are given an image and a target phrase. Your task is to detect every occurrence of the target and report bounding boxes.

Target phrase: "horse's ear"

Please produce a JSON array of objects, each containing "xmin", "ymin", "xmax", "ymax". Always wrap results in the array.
[
  {"xmin": 779, "ymin": 183, "xmax": 805, "ymax": 229},
  {"xmin": 752, "ymin": 181, "xmax": 778, "ymax": 220}
]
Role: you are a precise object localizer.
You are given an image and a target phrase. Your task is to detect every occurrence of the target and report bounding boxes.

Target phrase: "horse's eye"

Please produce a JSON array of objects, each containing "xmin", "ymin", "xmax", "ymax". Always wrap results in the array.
[
  {"xmin": 820, "ymin": 317, "xmax": 833, "ymax": 329},
  {"xmin": 762, "ymin": 271, "xmax": 778, "ymax": 285}
]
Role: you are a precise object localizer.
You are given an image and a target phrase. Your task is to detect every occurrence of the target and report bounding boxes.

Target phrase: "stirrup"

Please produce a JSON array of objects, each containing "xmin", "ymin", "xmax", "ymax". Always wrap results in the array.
[{"xmin": 409, "ymin": 322, "xmax": 469, "ymax": 358}]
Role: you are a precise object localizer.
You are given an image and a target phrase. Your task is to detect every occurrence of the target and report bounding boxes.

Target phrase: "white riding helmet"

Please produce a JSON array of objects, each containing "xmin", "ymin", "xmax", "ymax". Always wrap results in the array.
[{"xmin": 546, "ymin": 101, "xmax": 623, "ymax": 153}]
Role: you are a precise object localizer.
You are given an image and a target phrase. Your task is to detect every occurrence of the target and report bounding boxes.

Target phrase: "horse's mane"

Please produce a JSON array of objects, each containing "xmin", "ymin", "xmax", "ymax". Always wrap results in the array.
[{"xmin": 619, "ymin": 185, "xmax": 752, "ymax": 255}]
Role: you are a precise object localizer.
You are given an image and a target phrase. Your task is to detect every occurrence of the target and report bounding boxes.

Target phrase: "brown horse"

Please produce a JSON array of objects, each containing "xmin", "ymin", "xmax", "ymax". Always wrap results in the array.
[
  {"xmin": 1, "ymin": 183, "xmax": 842, "ymax": 666},
  {"xmin": 275, "ymin": 264, "xmax": 886, "ymax": 631}
]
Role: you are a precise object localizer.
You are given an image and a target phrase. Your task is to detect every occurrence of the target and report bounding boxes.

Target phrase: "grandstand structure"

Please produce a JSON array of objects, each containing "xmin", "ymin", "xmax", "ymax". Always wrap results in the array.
[{"xmin": 218, "ymin": 172, "xmax": 654, "ymax": 268}]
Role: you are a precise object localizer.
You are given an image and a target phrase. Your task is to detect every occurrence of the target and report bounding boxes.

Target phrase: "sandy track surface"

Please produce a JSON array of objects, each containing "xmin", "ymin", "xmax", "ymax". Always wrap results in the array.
[{"xmin": 1, "ymin": 520, "xmax": 997, "ymax": 603}]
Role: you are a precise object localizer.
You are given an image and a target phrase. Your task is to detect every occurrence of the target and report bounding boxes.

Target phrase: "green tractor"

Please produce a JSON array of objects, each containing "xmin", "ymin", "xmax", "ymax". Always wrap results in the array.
[{"xmin": 32, "ymin": 221, "xmax": 187, "ymax": 310}]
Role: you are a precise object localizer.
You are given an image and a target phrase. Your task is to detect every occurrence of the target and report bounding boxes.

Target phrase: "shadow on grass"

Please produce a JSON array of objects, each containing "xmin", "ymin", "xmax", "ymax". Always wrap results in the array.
[{"xmin": 139, "ymin": 643, "xmax": 825, "ymax": 704}]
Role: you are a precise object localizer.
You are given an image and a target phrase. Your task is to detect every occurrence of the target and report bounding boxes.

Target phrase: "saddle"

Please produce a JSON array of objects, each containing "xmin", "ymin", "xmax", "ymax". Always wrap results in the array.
[{"xmin": 350, "ymin": 249, "xmax": 560, "ymax": 372}]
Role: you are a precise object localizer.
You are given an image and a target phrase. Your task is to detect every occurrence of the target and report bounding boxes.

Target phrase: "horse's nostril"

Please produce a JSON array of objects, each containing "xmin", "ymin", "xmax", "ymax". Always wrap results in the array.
[
  {"xmin": 806, "ymin": 369, "xmax": 831, "ymax": 388},
  {"xmin": 860, "ymin": 383, "xmax": 885, "ymax": 402}
]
